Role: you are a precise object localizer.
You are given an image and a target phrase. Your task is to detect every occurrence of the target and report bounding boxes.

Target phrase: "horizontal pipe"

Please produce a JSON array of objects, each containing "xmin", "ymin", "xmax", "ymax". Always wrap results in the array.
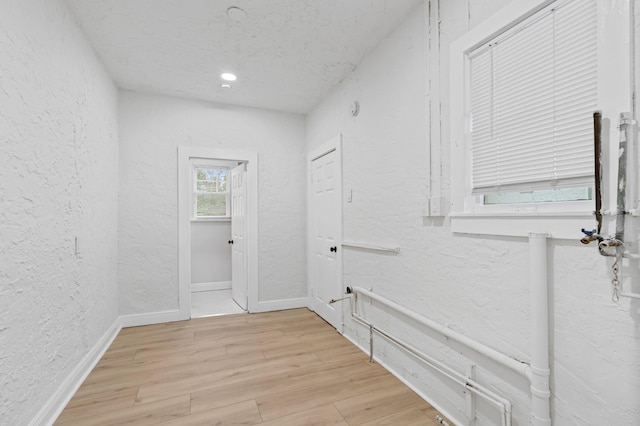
[
  {"xmin": 352, "ymin": 312, "xmax": 512, "ymax": 426},
  {"xmin": 620, "ymin": 292, "xmax": 640, "ymax": 300},
  {"xmin": 342, "ymin": 241, "xmax": 400, "ymax": 253},
  {"xmin": 352, "ymin": 286, "xmax": 532, "ymax": 380}
]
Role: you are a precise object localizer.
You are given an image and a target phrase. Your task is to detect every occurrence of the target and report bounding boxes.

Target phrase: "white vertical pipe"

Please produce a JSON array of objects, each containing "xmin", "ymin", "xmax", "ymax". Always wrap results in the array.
[
  {"xmin": 426, "ymin": 0, "xmax": 444, "ymax": 216},
  {"xmin": 466, "ymin": 364, "xmax": 477, "ymax": 426},
  {"xmin": 529, "ymin": 233, "xmax": 551, "ymax": 426}
]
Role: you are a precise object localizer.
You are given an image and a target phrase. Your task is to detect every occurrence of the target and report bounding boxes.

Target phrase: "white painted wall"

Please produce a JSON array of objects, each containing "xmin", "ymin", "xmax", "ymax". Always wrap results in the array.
[
  {"xmin": 0, "ymin": 1, "xmax": 119, "ymax": 424},
  {"xmin": 191, "ymin": 221, "xmax": 231, "ymax": 284},
  {"xmin": 118, "ymin": 91, "xmax": 307, "ymax": 314},
  {"xmin": 306, "ymin": 2, "xmax": 640, "ymax": 425}
]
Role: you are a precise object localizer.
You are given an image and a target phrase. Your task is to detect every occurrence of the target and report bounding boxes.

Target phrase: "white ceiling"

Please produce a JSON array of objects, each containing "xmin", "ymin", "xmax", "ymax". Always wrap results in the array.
[{"xmin": 64, "ymin": 0, "xmax": 424, "ymax": 114}]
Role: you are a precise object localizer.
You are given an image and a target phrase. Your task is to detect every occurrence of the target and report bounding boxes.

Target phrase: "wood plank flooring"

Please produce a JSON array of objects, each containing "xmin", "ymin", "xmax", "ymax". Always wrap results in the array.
[{"xmin": 56, "ymin": 308, "xmax": 450, "ymax": 425}]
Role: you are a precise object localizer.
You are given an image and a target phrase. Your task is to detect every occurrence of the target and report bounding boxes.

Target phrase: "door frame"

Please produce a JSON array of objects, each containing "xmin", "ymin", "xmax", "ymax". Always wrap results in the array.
[
  {"xmin": 307, "ymin": 135, "xmax": 343, "ymax": 331},
  {"xmin": 178, "ymin": 146, "xmax": 259, "ymax": 319}
]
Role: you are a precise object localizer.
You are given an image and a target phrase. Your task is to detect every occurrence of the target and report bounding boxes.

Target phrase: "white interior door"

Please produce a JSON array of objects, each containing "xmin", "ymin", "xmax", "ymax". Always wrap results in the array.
[
  {"xmin": 311, "ymin": 150, "xmax": 341, "ymax": 329},
  {"xmin": 231, "ymin": 163, "xmax": 248, "ymax": 310}
]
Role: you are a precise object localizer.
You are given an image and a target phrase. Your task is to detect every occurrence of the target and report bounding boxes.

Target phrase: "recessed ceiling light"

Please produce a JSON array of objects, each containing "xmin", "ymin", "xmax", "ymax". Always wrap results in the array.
[
  {"xmin": 220, "ymin": 84, "xmax": 232, "ymax": 89},
  {"xmin": 221, "ymin": 73, "xmax": 237, "ymax": 81}
]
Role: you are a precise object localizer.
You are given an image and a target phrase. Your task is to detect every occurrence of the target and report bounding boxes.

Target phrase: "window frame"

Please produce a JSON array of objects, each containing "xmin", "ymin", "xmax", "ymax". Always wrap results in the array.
[
  {"xmin": 448, "ymin": 0, "xmax": 631, "ymax": 239},
  {"xmin": 190, "ymin": 159, "xmax": 237, "ymax": 221}
]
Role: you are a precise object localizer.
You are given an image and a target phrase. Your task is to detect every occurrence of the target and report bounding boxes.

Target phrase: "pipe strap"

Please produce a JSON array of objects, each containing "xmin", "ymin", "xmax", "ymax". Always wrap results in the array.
[
  {"xmin": 530, "ymin": 386, "xmax": 551, "ymax": 398},
  {"xmin": 530, "ymin": 366, "xmax": 550, "ymax": 377},
  {"xmin": 530, "ymin": 414, "xmax": 552, "ymax": 426}
]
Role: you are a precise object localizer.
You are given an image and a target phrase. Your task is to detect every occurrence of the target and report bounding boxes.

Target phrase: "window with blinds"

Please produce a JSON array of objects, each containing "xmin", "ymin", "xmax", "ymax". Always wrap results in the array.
[{"xmin": 468, "ymin": 0, "xmax": 597, "ymax": 196}]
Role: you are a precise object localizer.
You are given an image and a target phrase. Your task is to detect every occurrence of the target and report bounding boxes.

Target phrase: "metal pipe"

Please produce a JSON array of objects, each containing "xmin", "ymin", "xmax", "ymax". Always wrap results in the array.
[
  {"xmin": 594, "ymin": 111, "xmax": 603, "ymax": 234},
  {"xmin": 352, "ymin": 286, "xmax": 531, "ymax": 380},
  {"xmin": 329, "ymin": 295, "xmax": 352, "ymax": 304},
  {"xmin": 529, "ymin": 233, "xmax": 551, "ymax": 426},
  {"xmin": 351, "ymin": 312, "xmax": 512, "ymax": 426},
  {"xmin": 615, "ymin": 112, "xmax": 630, "ymax": 243},
  {"xmin": 593, "ymin": 113, "xmax": 631, "ymax": 260},
  {"xmin": 598, "ymin": 239, "xmax": 623, "ymax": 257}
]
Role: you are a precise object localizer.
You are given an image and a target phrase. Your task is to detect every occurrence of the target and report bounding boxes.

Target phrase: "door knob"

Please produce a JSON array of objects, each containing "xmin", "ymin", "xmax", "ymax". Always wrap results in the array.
[
  {"xmin": 228, "ymin": 240, "xmax": 234, "ymax": 244},
  {"xmin": 330, "ymin": 246, "xmax": 337, "ymax": 252}
]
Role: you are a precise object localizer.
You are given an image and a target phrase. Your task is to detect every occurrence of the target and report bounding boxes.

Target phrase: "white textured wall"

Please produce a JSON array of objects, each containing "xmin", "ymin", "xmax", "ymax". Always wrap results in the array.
[
  {"xmin": 118, "ymin": 91, "xmax": 307, "ymax": 314},
  {"xmin": 191, "ymin": 221, "xmax": 231, "ymax": 284},
  {"xmin": 0, "ymin": 1, "xmax": 119, "ymax": 424},
  {"xmin": 306, "ymin": 2, "xmax": 640, "ymax": 425}
]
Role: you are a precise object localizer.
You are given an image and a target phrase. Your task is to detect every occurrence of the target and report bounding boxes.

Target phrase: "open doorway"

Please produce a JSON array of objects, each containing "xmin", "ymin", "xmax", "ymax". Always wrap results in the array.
[
  {"xmin": 189, "ymin": 159, "xmax": 245, "ymax": 317},
  {"xmin": 178, "ymin": 147, "xmax": 258, "ymax": 320}
]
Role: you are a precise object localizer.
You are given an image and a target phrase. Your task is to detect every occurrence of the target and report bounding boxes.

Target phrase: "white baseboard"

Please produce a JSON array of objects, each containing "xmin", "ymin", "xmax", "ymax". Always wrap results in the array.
[
  {"xmin": 191, "ymin": 281, "xmax": 231, "ymax": 292},
  {"xmin": 342, "ymin": 333, "xmax": 463, "ymax": 426},
  {"xmin": 29, "ymin": 318, "xmax": 121, "ymax": 426},
  {"xmin": 119, "ymin": 309, "xmax": 184, "ymax": 328},
  {"xmin": 253, "ymin": 297, "xmax": 308, "ymax": 313}
]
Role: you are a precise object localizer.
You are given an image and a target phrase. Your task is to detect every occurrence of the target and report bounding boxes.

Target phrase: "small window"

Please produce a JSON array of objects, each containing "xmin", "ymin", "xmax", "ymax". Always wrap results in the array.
[
  {"xmin": 193, "ymin": 165, "xmax": 229, "ymax": 218},
  {"xmin": 484, "ymin": 187, "xmax": 592, "ymax": 205},
  {"xmin": 449, "ymin": 0, "xmax": 630, "ymax": 237},
  {"xmin": 469, "ymin": 0, "xmax": 597, "ymax": 202}
]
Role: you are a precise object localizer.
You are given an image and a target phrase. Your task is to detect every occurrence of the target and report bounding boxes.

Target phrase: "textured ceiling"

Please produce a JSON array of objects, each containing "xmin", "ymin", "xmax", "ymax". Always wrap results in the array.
[{"xmin": 64, "ymin": 0, "xmax": 424, "ymax": 114}]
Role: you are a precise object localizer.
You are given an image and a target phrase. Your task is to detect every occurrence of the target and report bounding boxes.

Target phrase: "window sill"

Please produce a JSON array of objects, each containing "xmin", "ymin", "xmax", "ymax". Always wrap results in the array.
[
  {"xmin": 450, "ymin": 212, "xmax": 596, "ymax": 240},
  {"xmin": 190, "ymin": 217, "xmax": 231, "ymax": 223}
]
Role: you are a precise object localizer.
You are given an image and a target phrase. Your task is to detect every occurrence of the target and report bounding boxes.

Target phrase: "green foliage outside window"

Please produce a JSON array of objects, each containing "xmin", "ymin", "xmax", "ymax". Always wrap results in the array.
[
  {"xmin": 484, "ymin": 187, "xmax": 592, "ymax": 205},
  {"xmin": 195, "ymin": 167, "xmax": 228, "ymax": 217},
  {"xmin": 197, "ymin": 194, "xmax": 227, "ymax": 216}
]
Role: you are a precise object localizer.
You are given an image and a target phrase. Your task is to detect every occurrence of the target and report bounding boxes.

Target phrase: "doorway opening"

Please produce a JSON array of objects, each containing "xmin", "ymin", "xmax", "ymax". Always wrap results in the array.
[
  {"xmin": 178, "ymin": 147, "xmax": 258, "ymax": 320},
  {"xmin": 189, "ymin": 159, "xmax": 244, "ymax": 317}
]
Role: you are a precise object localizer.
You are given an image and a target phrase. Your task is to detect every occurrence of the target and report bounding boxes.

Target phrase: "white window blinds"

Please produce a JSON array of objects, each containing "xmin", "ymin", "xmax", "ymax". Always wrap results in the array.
[{"xmin": 468, "ymin": 0, "xmax": 598, "ymax": 194}]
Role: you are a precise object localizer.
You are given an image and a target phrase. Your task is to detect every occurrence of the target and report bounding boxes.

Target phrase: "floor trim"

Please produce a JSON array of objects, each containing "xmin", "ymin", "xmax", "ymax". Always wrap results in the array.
[
  {"xmin": 253, "ymin": 297, "xmax": 308, "ymax": 313},
  {"xmin": 119, "ymin": 309, "xmax": 183, "ymax": 328},
  {"xmin": 29, "ymin": 318, "xmax": 121, "ymax": 426},
  {"xmin": 191, "ymin": 281, "xmax": 231, "ymax": 292}
]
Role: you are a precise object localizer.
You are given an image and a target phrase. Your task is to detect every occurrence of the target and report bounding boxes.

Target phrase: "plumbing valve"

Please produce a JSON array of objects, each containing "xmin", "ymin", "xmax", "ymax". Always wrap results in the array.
[{"xmin": 580, "ymin": 228, "xmax": 602, "ymax": 245}]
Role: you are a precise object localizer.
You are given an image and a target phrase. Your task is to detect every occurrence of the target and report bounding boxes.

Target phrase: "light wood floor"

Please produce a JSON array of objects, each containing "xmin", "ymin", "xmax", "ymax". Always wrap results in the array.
[{"xmin": 56, "ymin": 308, "xmax": 449, "ymax": 425}]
